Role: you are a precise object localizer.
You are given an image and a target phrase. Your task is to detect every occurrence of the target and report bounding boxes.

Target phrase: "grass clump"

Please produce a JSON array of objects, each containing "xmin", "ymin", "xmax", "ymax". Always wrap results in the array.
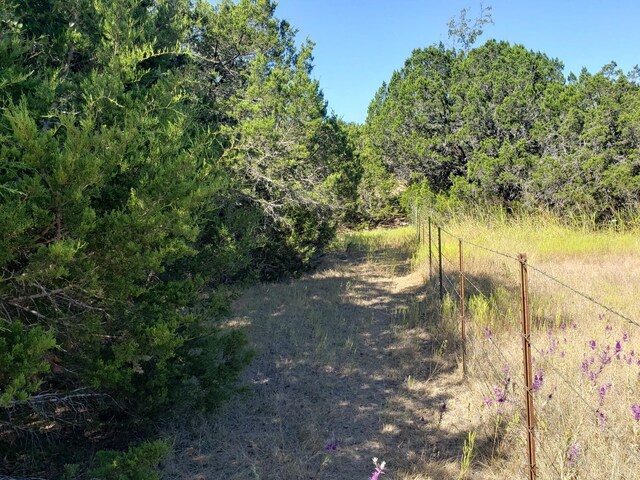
[{"xmin": 339, "ymin": 226, "xmax": 417, "ymax": 253}]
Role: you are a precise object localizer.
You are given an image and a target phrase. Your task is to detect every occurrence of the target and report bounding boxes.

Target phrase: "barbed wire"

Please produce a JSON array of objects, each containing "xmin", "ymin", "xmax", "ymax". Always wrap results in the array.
[
  {"xmin": 531, "ymin": 426, "xmax": 563, "ymax": 478},
  {"xmin": 471, "ymin": 335, "xmax": 524, "ymax": 392},
  {"xmin": 440, "ymin": 249, "xmax": 457, "ymax": 270},
  {"xmin": 441, "ymin": 269, "xmax": 462, "ymax": 302},
  {"xmin": 440, "ymin": 257, "xmax": 525, "ymax": 371},
  {"xmin": 439, "ymin": 250, "xmax": 527, "ymax": 371},
  {"xmin": 427, "ymin": 229, "xmax": 527, "ymax": 389},
  {"xmin": 441, "ymin": 277, "xmax": 454, "ymax": 300},
  {"xmin": 440, "ymin": 226, "xmax": 520, "ymax": 262},
  {"xmin": 526, "ymin": 339, "xmax": 627, "ymax": 442},
  {"xmin": 527, "ymin": 262, "xmax": 640, "ymax": 330},
  {"xmin": 415, "ymin": 215, "xmax": 637, "ymax": 476},
  {"xmin": 468, "ymin": 329, "xmax": 563, "ymax": 478},
  {"xmin": 425, "ymin": 218, "xmax": 640, "ymax": 331},
  {"xmin": 473, "ymin": 327, "xmax": 525, "ymax": 390}
]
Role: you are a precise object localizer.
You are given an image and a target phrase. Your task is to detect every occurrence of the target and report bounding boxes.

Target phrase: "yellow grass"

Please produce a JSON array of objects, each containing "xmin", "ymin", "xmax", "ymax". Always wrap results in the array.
[
  {"xmin": 161, "ymin": 219, "xmax": 640, "ymax": 479},
  {"xmin": 162, "ymin": 226, "xmax": 476, "ymax": 479},
  {"xmin": 416, "ymin": 214, "xmax": 640, "ymax": 479}
]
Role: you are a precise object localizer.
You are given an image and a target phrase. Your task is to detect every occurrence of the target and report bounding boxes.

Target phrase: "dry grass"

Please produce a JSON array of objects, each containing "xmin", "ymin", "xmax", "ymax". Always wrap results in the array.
[
  {"xmin": 160, "ymin": 219, "xmax": 640, "ymax": 479},
  {"xmin": 160, "ymin": 227, "xmax": 482, "ymax": 479},
  {"xmin": 418, "ymin": 216, "xmax": 640, "ymax": 479}
]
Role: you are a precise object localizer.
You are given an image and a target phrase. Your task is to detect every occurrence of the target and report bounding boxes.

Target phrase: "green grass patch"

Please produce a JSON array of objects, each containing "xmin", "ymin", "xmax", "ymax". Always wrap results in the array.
[
  {"xmin": 333, "ymin": 226, "xmax": 417, "ymax": 254},
  {"xmin": 442, "ymin": 214, "xmax": 640, "ymax": 259}
]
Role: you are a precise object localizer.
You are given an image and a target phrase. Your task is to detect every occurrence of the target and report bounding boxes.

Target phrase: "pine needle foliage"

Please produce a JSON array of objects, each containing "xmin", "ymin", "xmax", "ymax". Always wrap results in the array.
[{"xmin": 0, "ymin": 0, "xmax": 357, "ymax": 475}]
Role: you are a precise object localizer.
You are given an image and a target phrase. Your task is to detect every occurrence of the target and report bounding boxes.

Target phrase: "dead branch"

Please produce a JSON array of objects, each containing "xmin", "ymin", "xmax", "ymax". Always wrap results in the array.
[
  {"xmin": 0, "ymin": 476, "xmax": 50, "ymax": 480},
  {"xmin": 9, "ymin": 390, "xmax": 108, "ymax": 407}
]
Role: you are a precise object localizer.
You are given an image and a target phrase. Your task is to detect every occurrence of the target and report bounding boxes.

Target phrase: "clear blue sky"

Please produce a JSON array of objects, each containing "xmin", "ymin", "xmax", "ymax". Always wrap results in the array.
[{"xmin": 274, "ymin": 0, "xmax": 640, "ymax": 124}]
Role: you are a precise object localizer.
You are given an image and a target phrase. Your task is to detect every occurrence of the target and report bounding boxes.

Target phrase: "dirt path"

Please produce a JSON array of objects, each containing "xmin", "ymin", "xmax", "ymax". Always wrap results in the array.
[{"xmin": 162, "ymin": 239, "xmax": 481, "ymax": 479}]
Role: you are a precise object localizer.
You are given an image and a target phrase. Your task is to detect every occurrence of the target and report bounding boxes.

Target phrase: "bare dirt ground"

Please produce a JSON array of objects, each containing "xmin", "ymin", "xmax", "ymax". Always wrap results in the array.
[{"xmin": 161, "ymin": 239, "xmax": 488, "ymax": 479}]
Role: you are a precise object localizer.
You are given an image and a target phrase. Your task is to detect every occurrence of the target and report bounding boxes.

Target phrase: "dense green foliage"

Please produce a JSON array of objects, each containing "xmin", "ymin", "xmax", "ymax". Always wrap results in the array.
[
  {"xmin": 87, "ymin": 440, "xmax": 171, "ymax": 480},
  {"xmin": 3, "ymin": 0, "xmax": 639, "ymax": 475},
  {"xmin": 361, "ymin": 38, "xmax": 640, "ymax": 224},
  {"xmin": 0, "ymin": 0, "xmax": 357, "ymax": 475}
]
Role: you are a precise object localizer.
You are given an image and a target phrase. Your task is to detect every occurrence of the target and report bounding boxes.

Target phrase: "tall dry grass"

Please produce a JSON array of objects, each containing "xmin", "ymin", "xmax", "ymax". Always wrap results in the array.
[
  {"xmin": 161, "ymin": 220, "xmax": 639, "ymax": 479},
  {"xmin": 415, "ymin": 214, "xmax": 640, "ymax": 479},
  {"xmin": 162, "ymin": 226, "xmax": 479, "ymax": 480}
]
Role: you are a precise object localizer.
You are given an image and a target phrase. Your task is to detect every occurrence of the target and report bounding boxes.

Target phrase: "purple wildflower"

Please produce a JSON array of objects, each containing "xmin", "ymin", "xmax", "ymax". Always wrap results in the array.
[
  {"xmin": 485, "ymin": 385, "xmax": 511, "ymax": 413},
  {"xmin": 438, "ymin": 402, "xmax": 447, "ymax": 423},
  {"xmin": 631, "ymin": 405, "xmax": 640, "ymax": 421},
  {"xmin": 560, "ymin": 322, "xmax": 567, "ymax": 331},
  {"xmin": 572, "ymin": 322, "xmax": 578, "ymax": 329},
  {"xmin": 623, "ymin": 331, "xmax": 629, "ymax": 342},
  {"xmin": 615, "ymin": 341, "xmax": 622, "ymax": 354},
  {"xmin": 600, "ymin": 347, "xmax": 612, "ymax": 366},
  {"xmin": 581, "ymin": 358, "xmax": 590, "ymax": 374},
  {"xmin": 532, "ymin": 369, "xmax": 544, "ymax": 393},
  {"xmin": 605, "ymin": 324, "xmax": 613, "ymax": 333},
  {"xmin": 369, "ymin": 458, "xmax": 386, "ymax": 480},
  {"xmin": 494, "ymin": 387, "xmax": 507, "ymax": 404},
  {"xmin": 596, "ymin": 409, "xmax": 607, "ymax": 430},
  {"xmin": 325, "ymin": 432, "xmax": 337, "ymax": 451},
  {"xmin": 598, "ymin": 383, "xmax": 611, "ymax": 406},
  {"xmin": 560, "ymin": 351, "xmax": 566, "ymax": 358},
  {"xmin": 501, "ymin": 369, "xmax": 511, "ymax": 388},
  {"xmin": 589, "ymin": 340, "xmax": 597, "ymax": 350},
  {"xmin": 567, "ymin": 443, "xmax": 581, "ymax": 465}
]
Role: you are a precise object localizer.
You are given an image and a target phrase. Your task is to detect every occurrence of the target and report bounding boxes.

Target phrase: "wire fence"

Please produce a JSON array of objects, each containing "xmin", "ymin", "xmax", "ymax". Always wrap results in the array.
[{"xmin": 414, "ymin": 214, "xmax": 640, "ymax": 480}]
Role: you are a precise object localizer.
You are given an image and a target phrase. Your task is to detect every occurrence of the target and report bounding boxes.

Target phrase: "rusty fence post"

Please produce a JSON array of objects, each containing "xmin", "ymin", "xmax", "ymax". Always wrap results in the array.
[
  {"xmin": 519, "ymin": 253, "xmax": 537, "ymax": 480},
  {"xmin": 428, "ymin": 218, "xmax": 432, "ymax": 278},
  {"xmin": 438, "ymin": 226, "xmax": 443, "ymax": 303},
  {"xmin": 459, "ymin": 238, "xmax": 467, "ymax": 378}
]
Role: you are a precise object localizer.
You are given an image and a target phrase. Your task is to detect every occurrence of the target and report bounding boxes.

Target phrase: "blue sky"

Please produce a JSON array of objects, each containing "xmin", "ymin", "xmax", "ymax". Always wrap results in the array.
[{"xmin": 274, "ymin": 0, "xmax": 640, "ymax": 124}]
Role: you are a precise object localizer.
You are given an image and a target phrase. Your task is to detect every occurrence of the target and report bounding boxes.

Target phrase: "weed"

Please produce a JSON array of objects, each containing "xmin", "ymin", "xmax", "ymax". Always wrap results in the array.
[
  {"xmin": 459, "ymin": 431, "xmax": 476, "ymax": 479},
  {"xmin": 369, "ymin": 457, "xmax": 387, "ymax": 480}
]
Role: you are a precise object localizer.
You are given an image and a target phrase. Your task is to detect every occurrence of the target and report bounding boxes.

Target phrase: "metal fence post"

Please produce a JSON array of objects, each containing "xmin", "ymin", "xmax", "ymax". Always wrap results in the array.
[
  {"xmin": 428, "ymin": 218, "xmax": 432, "ymax": 278},
  {"xmin": 438, "ymin": 226, "xmax": 443, "ymax": 303},
  {"xmin": 459, "ymin": 238, "xmax": 467, "ymax": 378},
  {"xmin": 519, "ymin": 253, "xmax": 537, "ymax": 480}
]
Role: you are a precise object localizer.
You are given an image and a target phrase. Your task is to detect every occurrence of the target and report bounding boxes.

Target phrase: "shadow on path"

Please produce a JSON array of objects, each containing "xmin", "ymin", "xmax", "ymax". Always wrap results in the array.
[{"xmin": 162, "ymin": 240, "xmax": 499, "ymax": 479}]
